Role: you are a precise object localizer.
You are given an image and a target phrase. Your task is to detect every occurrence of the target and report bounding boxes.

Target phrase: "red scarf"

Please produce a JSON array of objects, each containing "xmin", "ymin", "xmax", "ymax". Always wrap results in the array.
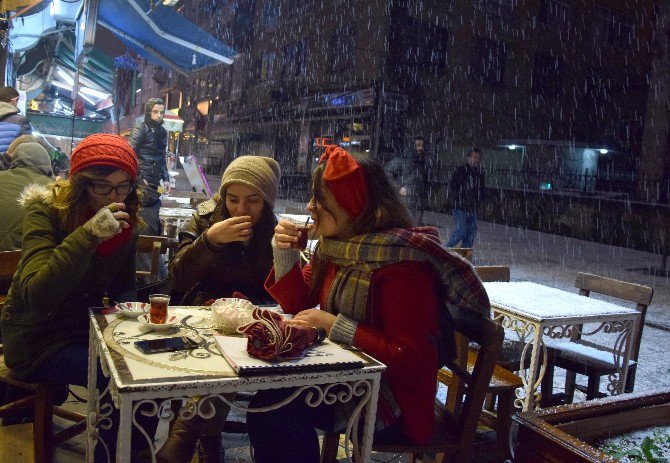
[{"xmin": 84, "ymin": 209, "xmax": 134, "ymax": 258}]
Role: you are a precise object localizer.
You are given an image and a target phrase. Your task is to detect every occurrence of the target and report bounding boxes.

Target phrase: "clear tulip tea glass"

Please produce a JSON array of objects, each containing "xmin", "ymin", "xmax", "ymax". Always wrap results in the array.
[{"xmin": 149, "ymin": 294, "xmax": 170, "ymax": 324}]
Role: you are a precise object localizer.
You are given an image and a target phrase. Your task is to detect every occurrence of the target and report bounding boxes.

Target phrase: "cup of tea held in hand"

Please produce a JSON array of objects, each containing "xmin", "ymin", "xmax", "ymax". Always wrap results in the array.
[
  {"xmin": 293, "ymin": 225, "xmax": 310, "ymax": 250},
  {"xmin": 149, "ymin": 294, "xmax": 170, "ymax": 324},
  {"xmin": 284, "ymin": 215, "xmax": 311, "ymax": 250}
]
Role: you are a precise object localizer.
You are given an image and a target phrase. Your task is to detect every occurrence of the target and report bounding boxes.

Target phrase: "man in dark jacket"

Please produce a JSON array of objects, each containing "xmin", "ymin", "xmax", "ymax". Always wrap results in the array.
[
  {"xmin": 0, "ymin": 142, "xmax": 53, "ymax": 251},
  {"xmin": 386, "ymin": 135, "xmax": 433, "ymax": 224},
  {"xmin": 128, "ymin": 97, "xmax": 169, "ymax": 236},
  {"xmin": 0, "ymin": 86, "xmax": 32, "ymax": 168},
  {"xmin": 447, "ymin": 147, "xmax": 486, "ymax": 248}
]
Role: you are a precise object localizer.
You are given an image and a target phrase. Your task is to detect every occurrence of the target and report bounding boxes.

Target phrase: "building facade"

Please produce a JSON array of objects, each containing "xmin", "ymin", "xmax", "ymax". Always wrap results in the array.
[{"xmin": 131, "ymin": 0, "xmax": 658, "ymax": 200}]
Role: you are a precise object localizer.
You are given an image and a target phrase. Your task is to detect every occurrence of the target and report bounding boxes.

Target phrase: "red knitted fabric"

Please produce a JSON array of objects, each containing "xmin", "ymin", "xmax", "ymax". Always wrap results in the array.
[
  {"xmin": 70, "ymin": 133, "xmax": 138, "ymax": 180},
  {"xmin": 319, "ymin": 145, "xmax": 368, "ymax": 218}
]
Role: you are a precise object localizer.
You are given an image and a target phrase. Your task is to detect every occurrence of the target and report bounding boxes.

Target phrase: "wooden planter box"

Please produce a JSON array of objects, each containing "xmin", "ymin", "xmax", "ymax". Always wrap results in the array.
[{"xmin": 513, "ymin": 390, "xmax": 670, "ymax": 463}]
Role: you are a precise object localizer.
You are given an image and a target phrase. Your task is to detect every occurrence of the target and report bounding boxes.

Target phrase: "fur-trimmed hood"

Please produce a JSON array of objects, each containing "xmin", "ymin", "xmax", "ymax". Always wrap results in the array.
[{"xmin": 18, "ymin": 183, "xmax": 53, "ymax": 208}]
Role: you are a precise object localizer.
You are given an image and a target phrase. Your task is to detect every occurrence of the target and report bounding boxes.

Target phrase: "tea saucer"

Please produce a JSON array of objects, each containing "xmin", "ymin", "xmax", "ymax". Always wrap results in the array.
[
  {"xmin": 115, "ymin": 302, "xmax": 150, "ymax": 318},
  {"xmin": 138, "ymin": 314, "xmax": 179, "ymax": 330}
]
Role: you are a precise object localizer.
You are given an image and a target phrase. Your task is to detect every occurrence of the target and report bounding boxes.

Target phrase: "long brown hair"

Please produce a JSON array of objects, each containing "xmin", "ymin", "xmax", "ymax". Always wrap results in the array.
[
  {"xmin": 309, "ymin": 152, "xmax": 413, "ymax": 298},
  {"xmin": 50, "ymin": 166, "xmax": 142, "ymax": 234}
]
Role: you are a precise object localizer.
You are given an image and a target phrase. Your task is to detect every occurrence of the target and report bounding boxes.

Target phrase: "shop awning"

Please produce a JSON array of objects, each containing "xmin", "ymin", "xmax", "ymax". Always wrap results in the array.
[{"xmin": 97, "ymin": 0, "xmax": 237, "ymax": 75}]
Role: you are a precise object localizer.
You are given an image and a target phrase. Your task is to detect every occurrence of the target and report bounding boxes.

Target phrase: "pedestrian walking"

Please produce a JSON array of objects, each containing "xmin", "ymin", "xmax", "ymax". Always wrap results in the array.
[{"xmin": 447, "ymin": 147, "xmax": 486, "ymax": 248}]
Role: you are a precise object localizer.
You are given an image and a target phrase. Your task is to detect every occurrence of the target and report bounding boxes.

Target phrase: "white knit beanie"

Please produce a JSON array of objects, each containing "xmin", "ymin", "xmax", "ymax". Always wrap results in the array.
[{"xmin": 219, "ymin": 156, "xmax": 281, "ymax": 206}]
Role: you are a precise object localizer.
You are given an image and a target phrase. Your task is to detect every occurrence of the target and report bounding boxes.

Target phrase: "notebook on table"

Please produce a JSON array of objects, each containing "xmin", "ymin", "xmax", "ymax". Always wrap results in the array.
[{"xmin": 214, "ymin": 335, "xmax": 365, "ymax": 376}]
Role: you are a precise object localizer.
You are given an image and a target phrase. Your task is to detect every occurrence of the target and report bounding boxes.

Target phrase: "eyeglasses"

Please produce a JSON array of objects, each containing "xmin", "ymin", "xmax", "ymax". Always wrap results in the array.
[{"xmin": 89, "ymin": 183, "xmax": 134, "ymax": 196}]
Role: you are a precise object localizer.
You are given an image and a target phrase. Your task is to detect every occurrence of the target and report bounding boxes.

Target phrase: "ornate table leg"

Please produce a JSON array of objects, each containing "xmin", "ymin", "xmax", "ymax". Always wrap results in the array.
[
  {"xmin": 495, "ymin": 314, "xmax": 546, "ymax": 411},
  {"xmin": 117, "ymin": 399, "xmax": 133, "ymax": 462},
  {"xmin": 518, "ymin": 326, "xmax": 546, "ymax": 410},
  {"xmin": 358, "ymin": 377, "xmax": 379, "ymax": 463},
  {"xmin": 86, "ymin": 323, "xmax": 98, "ymax": 462}
]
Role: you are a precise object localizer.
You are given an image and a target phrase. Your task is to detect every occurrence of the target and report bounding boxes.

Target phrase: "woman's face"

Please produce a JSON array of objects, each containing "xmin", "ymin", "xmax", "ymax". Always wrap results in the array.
[
  {"xmin": 307, "ymin": 185, "xmax": 355, "ymax": 240},
  {"xmin": 86, "ymin": 169, "xmax": 133, "ymax": 212},
  {"xmin": 225, "ymin": 183, "xmax": 265, "ymax": 225}
]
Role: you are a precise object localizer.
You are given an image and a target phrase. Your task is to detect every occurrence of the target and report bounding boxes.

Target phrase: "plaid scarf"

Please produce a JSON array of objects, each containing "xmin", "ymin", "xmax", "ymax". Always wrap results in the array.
[{"xmin": 319, "ymin": 226, "xmax": 490, "ymax": 364}]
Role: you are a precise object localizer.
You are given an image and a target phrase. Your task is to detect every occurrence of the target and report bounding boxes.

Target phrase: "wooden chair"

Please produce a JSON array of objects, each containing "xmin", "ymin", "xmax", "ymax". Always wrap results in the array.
[
  {"xmin": 540, "ymin": 273, "xmax": 653, "ymax": 406},
  {"xmin": 321, "ymin": 312, "xmax": 504, "ymax": 463},
  {"xmin": 447, "ymin": 247, "xmax": 473, "ymax": 262},
  {"xmin": 463, "ymin": 265, "xmax": 523, "ymax": 460},
  {"xmin": 0, "ymin": 345, "xmax": 86, "ymax": 463},
  {"xmin": 475, "ymin": 265, "xmax": 510, "ymax": 283},
  {"xmin": 136, "ymin": 235, "xmax": 169, "ymax": 283},
  {"xmin": 0, "ymin": 250, "xmax": 21, "ymax": 309}
]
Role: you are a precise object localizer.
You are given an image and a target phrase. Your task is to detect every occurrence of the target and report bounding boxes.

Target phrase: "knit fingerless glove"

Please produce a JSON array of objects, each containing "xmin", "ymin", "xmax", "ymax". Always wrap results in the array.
[
  {"xmin": 271, "ymin": 237, "xmax": 300, "ymax": 280},
  {"xmin": 83, "ymin": 207, "xmax": 121, "ymax": 241}
]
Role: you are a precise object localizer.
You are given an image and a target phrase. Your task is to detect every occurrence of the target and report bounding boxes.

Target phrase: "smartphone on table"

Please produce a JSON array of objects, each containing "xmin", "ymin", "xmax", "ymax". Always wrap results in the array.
[{"xmin": 135, "ymin": 336, "xmax": 199, "ymax": 354}]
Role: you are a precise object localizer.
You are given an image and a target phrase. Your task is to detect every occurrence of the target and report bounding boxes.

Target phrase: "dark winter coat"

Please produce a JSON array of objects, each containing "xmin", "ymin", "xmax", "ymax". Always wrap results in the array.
[
  {"xmin": 386, "ymin": 151, "xmax": 433, "ymax": 208},
  {"xmin": 128, "ymin": 120, "xmax": 168, "ymax": 188},
  {"xmin": 0, "ymin": 185, "xmax": 137, "ymax": 379},
  {"xmin": 449, "ymin": 164, "xmax": 486, "ymax": 213},
  {"xmin": 0, "ymin": 102, "xmax": 31, "ymax": 154},
  {"xmin": 169, "ymin": 196, "xmax": 277, "ymax": 305},
  {"xmin": 0, "ymin": 147, "xmax": 53, "ymax": 251}
]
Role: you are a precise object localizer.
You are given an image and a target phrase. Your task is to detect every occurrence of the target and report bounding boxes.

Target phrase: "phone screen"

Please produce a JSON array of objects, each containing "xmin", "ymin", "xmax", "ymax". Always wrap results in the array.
[{"xmin": 135, "ymin": 336, "xmax": 199, "ymax": 354}]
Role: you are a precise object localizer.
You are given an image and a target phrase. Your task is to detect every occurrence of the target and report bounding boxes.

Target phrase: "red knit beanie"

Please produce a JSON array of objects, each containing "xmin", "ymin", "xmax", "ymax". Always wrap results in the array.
[
  {"xmin": 70, "ymin": 133, "xmax": 138, "ymax": 181},
  {"xmin": 319, "ymin": 145, "xmax": 368, "ymax": 218}
]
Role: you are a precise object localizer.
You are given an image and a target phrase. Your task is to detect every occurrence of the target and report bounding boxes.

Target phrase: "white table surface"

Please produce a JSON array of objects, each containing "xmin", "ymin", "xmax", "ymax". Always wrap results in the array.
[{"xmin": 484, "ymin": 281, "xmax": 638, "ymax": 323}]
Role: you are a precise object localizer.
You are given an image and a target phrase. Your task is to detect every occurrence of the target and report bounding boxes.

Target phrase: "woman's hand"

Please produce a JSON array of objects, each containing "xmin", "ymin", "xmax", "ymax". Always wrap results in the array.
[
  {"xmin": 273, "ymin": 218, "xmax": 302, "ymax": 249},
  {"xmin": 84, "ymin": 203, "xmax": 130, "ymax": 241},
  {"xmin": 285, "ymin": 308, "xmax": 336, "ymax": 335},
  {"xmin": 206, "ymin": 215, "xmax": 253, "ymax": 244}
]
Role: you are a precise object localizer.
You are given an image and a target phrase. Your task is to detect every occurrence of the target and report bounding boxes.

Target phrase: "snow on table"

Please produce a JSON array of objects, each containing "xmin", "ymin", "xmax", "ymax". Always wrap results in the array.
[{"xmin": 483, "ymin": 281, "xmax": 638, "ymax": 323}]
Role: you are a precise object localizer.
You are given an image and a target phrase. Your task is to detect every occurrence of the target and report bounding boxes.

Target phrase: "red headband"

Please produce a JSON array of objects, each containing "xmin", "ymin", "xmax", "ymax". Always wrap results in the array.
[{"xmin": 319, "ymin": 145, "xmax": 368, "ymax": 218}]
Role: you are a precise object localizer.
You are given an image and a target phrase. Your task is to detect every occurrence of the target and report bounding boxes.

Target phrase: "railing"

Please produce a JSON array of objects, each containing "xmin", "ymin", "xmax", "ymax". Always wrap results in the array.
[{"xmin": 430, "ymin": 165, "xmax": 669, "ymax": 203}]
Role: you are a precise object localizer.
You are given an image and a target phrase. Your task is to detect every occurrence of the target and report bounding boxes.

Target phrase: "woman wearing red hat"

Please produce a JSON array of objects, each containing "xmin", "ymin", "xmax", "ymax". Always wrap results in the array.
[
  {"xmin": 0, "ymin": 133, "xmax": 153, "ymax": 461},
  {"xmin": 246, "ymin": 146, "xmax": 489, "ymax": 462}
]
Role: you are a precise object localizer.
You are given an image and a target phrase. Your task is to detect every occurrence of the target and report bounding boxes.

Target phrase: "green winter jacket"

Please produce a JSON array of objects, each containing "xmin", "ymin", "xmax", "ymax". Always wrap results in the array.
[
  {"xmin": 0, "ymin": 152, "xmax": 53, "ymax": 251},
  {"xmin": 0, "ymin": 185, "xmax": 137, "ymax": 379}
]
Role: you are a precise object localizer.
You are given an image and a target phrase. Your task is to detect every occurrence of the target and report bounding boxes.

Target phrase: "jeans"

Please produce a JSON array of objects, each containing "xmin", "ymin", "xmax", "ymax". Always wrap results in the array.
[
  {"xmin": 247, "ymin": 387, "xmax": 404, "ymax": 463},
  {"xmin": 447, "ymin": 209, "xmax": 478, "ymax": 248}
]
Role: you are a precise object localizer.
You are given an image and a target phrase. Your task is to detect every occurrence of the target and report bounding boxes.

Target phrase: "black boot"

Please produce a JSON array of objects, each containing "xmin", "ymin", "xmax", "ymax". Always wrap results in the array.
[{"xmin": 198, "ymin": 434, "xmax": 225, "ymax": 463}]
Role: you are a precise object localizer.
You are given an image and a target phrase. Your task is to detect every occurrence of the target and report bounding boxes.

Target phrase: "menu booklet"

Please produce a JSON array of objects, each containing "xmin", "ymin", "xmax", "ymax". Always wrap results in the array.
[{"xmin": 214, "ymin": 335, "xmax": 365, "ymax": 376}]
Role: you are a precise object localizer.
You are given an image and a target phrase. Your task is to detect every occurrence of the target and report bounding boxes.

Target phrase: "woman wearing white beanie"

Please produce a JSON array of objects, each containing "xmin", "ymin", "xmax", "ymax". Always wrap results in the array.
[{"xmin": 163, "ymin": 155, "xmax": 280, "ymax": 463}]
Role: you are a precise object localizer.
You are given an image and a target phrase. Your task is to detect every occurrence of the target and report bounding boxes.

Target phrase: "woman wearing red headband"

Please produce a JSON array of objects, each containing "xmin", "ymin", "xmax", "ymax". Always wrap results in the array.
[
  {"xmin": 247, "ymin": 146, "xmax": 489, "ymax": 462},
  {"xmin": 0, "ymin": 133, "xmax": 153, "ymax": 461}
]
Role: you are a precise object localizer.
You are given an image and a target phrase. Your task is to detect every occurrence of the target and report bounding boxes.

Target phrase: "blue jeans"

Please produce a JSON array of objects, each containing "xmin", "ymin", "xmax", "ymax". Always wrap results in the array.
[
  {"xmin": 447, "ymin": 209, "xmax": 478, "ymax": 248},
  {"xmin": 248, "ymin": 387, "xmax": 404, "ymax": 463}
]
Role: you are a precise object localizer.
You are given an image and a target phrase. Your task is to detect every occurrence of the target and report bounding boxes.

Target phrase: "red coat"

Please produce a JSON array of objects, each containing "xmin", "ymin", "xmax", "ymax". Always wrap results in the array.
[{"xmin": 265, "ymin": 260, "xmax": 440, "ymax": 444}]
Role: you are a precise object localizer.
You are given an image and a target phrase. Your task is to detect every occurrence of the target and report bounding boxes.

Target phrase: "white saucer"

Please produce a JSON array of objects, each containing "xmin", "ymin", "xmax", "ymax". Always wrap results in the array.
[
  {"xmin": 138, "ymin": 313, "xmax": 179, "ymax": 330},
  {"xmin": 115, "ymin": 302, "xmax": 150, "ymax": 318}
]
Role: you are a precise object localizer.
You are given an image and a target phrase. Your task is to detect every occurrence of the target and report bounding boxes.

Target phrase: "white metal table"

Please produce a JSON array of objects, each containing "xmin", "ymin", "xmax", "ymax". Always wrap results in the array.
[
  {"xmin": 483, "ymin": 281, "xmax": 641, "ymax": 411},
  {"xmin": 86, "ymin": 306, "xmax": 385, "ymax": 462}
]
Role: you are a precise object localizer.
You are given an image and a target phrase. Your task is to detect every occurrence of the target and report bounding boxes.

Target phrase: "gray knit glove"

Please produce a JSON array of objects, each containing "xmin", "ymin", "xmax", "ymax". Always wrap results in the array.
[
  {"xmin": 271, "ymin": 237, "xmax": 300, "ymax": 280},
  {"xmin": 83, "ymin": 207, "xmax": 122, "ymax": 241}
]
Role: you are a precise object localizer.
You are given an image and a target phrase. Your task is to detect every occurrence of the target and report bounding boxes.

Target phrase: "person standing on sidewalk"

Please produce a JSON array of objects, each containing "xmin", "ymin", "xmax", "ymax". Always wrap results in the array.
[
  {"xmin": 129, "ymin": 97, "xmax": 170, "ymax": 236},
  {"xmin": 386, "ymin": 135, "xmax": 433, "ymax": 224},
  {"xmin": 447, "ymin": 147, "xmax": 486, "ymax": 248}
]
